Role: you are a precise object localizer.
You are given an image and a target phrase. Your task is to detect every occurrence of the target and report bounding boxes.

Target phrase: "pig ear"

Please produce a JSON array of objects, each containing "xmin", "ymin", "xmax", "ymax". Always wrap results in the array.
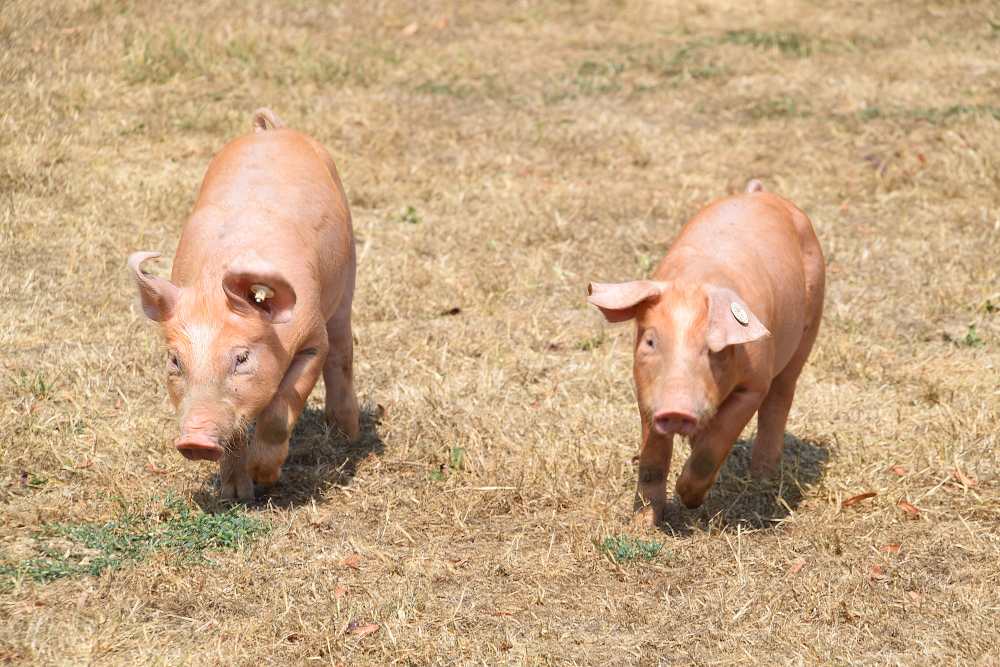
[
  {"xmin": 222, "ymin": 263, "xmax": 296, "ymax": 325},
  {"xmin": 706, "ymin": 289, "xmax": 770, "ymax": 353},
  {"xmin": 587, "ymin": 281, "xmax": 665, "ymax": 323},
  {"xmin": 128, "ymin": 252, "xmax": 179, "ymax": 322}
]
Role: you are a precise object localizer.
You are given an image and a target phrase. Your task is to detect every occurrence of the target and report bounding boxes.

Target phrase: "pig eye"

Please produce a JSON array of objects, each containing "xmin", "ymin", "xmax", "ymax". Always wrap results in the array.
[
  {"xmin": 644, "ymin": 336, "xmax": 655, "ymax": 349},
  {"xmin": 168, "ymin": 353, "xmax": 181, "ymax": 373},
  {"xmin": 235, "ymin": 351, "xmax": 250, "ymax": 366}
]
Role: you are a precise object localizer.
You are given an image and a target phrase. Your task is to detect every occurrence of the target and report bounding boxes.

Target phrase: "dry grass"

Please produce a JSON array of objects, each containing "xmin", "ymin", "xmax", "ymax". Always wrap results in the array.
[{"xmin": 2, "ymin": 0, "xmax": 1000, "ymax": 664}]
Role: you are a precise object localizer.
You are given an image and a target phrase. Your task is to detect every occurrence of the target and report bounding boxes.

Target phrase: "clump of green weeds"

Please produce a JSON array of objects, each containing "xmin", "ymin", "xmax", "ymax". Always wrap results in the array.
[
  {"xmin": 14, "ymin": 370, "xmax": 60, "ymax": 399},
  {"xmin": 428, "ymin": 447, "xmax": 468, "ymax": 482},
  {"xmin": 0, "ymin": 494, "xmax": 272, "ymax": 586},
  {"xmin": 955, "ymin": 324, "xmax": 984, "ymax": 348},
  {"xmin": 397, "ymin": 206, "xmax": 420, "ymax": 224},
  {"xmin": 576, "ymin": 331, "xmax": 608, "ymax": 351},
  {"xmin": 597, "ymin": 534, "xmax": 674, "ymax": 563}
]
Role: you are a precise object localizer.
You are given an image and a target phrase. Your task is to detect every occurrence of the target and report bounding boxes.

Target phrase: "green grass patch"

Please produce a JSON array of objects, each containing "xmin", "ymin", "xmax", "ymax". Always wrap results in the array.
[
  {"xmin": 721, "ymin": 29, "xmax": 813, "ymax": 57},
  {"xmin": 124, "ymin": 29, "xmax": 212, "ymax": 85},
  {"xmin": 428, "ymin": 447, "xmax": 469, "ymax": 482},
  {"xmin": 861, "ymin": 104, "xmax": 1000, "ymax": 125},
  {"xmin": 575, "ymin": 331, "xmax": 609, "ymax": 351},
  {"xmin": 122, "ymin": 27, "xmax": 397, "ymax": 88},
  {"xmin": 13, "ymin": 370, "xmax": 61, "ymax": 400},
  {"xmin": 597, "ymin": 534, "xmax": 672, "ymax": 563},
  {"xmin": 0, "ymin": 495, "xmax": 272, "ymax": 586},
  {"xmin": 955, "ymin": 324, "xmax": 984, "ymax": 348},
  {"xmin": 396, "ymin": 205, "xmax": 420, "ymax": 224},
  {"xmin": 748, "ymin": 95, "xmax": 810, "ymax": 120}
]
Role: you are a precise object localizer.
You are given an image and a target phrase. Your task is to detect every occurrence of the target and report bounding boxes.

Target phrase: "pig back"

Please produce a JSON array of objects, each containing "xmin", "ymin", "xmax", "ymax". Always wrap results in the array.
[
  {"xmin": 657, "ymin": 193, "xmax": 813, "ymax": 371},
  {"xmin": 172, "ymin": 128, "xmax": 353, "ymax": 318}
]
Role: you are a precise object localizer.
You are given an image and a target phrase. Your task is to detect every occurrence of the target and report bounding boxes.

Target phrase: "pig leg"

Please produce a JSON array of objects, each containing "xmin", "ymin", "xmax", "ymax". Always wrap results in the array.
[
  {"xmin": 323, "ymin": 271, "xmax": 360, "ymax": 442},
  {"xmin": 750, "ymin": 320, "xmax": 820, "ymax": 480},
  {"xmin": 245, "ymin": 346, "xmax": 328, "ymax": 488},
  {"xmin": 634, "ymin": 418, "xmax": 674, "ymax": 526},
  {"xmin": 675, "ymin": 389, "xmax": 766, "ymax": 508},
  {"xmin": 219, "ymin": 433, "xmax": 254, "ymax": 501}
]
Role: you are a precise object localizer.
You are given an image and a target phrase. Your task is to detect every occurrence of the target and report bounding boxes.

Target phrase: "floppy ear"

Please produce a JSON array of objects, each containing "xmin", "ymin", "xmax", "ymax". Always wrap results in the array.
[
  {"xmin": 706, "ymin": 288, "xmax": 769, "ymax": 352},
  {"xmin": 128, "ymin": 252, "xmax": 179, "ymax": 322},
  {"xmin": 222, "ymin": 262, "xmax": 296, "ymax": 324},
  {"xmin": 587, "ymin": 281, "xmax": 665, "ymax": 323}
]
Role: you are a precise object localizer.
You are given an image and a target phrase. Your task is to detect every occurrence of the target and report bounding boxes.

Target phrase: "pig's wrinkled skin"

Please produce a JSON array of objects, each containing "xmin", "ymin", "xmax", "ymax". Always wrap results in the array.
[
  {"xmin": 129, "ymin": 108, "xmax": 359, "ymax": 500},
  {"xmin": 588, "ymin": 180, "xmax": 824, "ymax": 525}
]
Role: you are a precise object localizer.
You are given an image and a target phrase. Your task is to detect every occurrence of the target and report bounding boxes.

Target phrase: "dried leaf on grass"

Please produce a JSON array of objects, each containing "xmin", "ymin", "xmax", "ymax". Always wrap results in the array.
[
  {"xmin": 345, "ymin": 621, "xmax": 379, "ymax": 638},
  {"xmin": 334, "ymin": 586, "xmax": 347, "ymax": 599},
  {"xmin": 786, "ymin": 557, "xmax": 805, "ymax": 575},
  {"xmin": 339, "ymin": 555, "xmax": 361, "ymax": 570},
  {"xmin": 953, "ymin": 455, "xmax": 977, "ymax": 487},
  {"xmin": 841, "ymin": 492, "xmax": 877, "ymax": 506},
  {"xmin": 908, "ymin": 591, "xmax": 925, "ymax": 602},
  {"xmin": 15, "ymin": 601, "xmax": 46, "ymax": 614},
  {"xmin": 883, "ymin": 545, "xmax": 902, "ymax": 553},
  {"xmin": 899, "ymin": 501, "xmax": 920, "ymax": 517},
  {"xmin": 886, "ymin": 465, "xmax": 909, "ymax": 476}
]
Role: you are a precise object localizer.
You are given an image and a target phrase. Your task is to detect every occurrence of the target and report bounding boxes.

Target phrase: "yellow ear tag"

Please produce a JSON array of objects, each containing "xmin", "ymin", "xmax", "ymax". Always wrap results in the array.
[
  {"xmin": 731, "ymin": 302, "xmax": 749, "ymax": 326},
  {"xmin": 251, "ymin": 284, "xmax": 274, "ymax": 303}
]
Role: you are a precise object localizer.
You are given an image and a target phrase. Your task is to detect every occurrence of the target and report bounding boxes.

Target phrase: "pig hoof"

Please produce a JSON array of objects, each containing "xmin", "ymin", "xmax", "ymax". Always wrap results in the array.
[
  {"xmin": 633, "ymin": 506, "xmax": 658, "ymax": 527},
  {"xmin": 325, "ymin": 414, "xmax": 360, "ymax": 442},
  {"xmin": 750, "ymin": 460, "xmax": 780, "ymax": 481},
  {"xmin": 220, "ymin": 471, "xmax": 255, "ymax": 501},
  {"xmin": 677, "ymin": 491, "xmax": 706, "ymax": 510},
  {"xmin": 248, "ymin": 462, "xmax": 282, "ymax": 488}
]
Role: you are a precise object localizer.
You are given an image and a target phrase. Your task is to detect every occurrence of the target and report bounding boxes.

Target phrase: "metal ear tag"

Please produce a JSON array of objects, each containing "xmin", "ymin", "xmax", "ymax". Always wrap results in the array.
[
  {"xmin": 251, "ymin": 283, "xmax": 274, "ymax": 303},
  {"xmin": 731, "ymin": 302, "xmax": 749, "ymax": 326}
]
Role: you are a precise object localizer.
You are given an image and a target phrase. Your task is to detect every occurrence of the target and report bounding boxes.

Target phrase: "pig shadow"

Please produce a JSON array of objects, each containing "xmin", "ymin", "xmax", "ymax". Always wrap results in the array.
[
  {"xmin": 656, "ymin": 433, "xmax": 830, "ymax": 535},
  {"xmin": 192, "ymin": 400, "xmax": 385, "ymax": 511}
]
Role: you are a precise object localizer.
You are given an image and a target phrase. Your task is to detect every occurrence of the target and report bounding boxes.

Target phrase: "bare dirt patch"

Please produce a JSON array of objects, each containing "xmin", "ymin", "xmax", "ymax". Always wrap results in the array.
[{"xmin": 2, "ymin": 0, "xmax": 999, "ymax": 664}]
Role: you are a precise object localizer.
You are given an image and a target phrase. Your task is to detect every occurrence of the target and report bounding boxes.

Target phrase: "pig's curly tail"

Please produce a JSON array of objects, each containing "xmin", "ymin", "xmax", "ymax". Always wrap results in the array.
[{"xmin": 252, "ymin": 108, "xmax": 284, "ymax": 133}]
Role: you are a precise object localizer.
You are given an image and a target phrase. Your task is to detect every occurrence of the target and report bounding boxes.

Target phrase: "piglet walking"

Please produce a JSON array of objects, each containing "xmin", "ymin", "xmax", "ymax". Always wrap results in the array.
[
  {"xmin": 588, "ymin": 180, "xmax": 824, "ymax": 524},
  {"xmin": 129, "ymin": 108, "xmax": 359, "ymax": 500}
]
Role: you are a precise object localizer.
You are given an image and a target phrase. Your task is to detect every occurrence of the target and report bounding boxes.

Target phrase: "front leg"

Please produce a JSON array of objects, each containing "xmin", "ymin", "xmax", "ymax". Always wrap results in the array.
[
  {"xmin": 246, "ymin": 343, "xmax": 328, "ymax": 487},
  {"xmin": 675, "ymin": 388, "xmax": 765, "ymax": 509},
  {"xmin": 634, "ymin": 417, "xmax": 675, "ymax": 526},
  {"xmin": 219, "ymin": 431, "xmax": 253, "ymax": 501}
]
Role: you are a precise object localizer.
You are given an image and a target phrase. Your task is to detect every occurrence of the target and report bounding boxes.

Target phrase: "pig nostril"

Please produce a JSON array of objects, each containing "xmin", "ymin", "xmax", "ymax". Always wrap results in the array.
[{"xmin": 654, "ymin": 413, "xmax": 697, "ymax": 436}]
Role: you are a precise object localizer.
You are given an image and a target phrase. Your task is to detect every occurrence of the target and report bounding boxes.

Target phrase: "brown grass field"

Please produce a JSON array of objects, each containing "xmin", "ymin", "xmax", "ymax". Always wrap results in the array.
[{"xmin": 2, "ymin": 0, "xmax": 1000, "ymax": 664}]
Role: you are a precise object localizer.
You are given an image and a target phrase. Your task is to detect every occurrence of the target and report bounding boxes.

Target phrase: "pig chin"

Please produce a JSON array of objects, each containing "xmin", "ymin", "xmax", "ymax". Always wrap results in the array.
[{"xmin": 174, "ymin": 410, "xmax": 250, "ymax": 462}]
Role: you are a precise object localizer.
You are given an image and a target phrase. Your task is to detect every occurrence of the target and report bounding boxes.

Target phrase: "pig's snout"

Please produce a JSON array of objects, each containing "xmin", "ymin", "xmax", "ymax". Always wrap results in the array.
[
  {"xmin": 175, "ymin": 409, "xmax": 226, "ymax": 462},
  {"xmin": 654, "ymin": 411, "xmax": 697, "ymax": 436},
  {"xmin": 174, "ymin": 434, "xmax": 224, "ymax": 462}
]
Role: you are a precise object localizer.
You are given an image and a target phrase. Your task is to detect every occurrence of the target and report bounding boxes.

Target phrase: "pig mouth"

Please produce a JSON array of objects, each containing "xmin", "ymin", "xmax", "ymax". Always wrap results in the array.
[{"xmin": 173, "ymin": 435, "xmax": 224, "ymax": 462}]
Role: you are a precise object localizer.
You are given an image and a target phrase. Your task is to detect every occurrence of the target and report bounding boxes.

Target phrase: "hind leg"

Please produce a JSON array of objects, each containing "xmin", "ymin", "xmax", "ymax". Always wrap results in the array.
[
  {"xmin": 751, "ymin": 314, "xmax": 821, "ymax": 480},
  {"xmin": 323, "ymin": 273, "xmax": 360, "ymax": 442}
]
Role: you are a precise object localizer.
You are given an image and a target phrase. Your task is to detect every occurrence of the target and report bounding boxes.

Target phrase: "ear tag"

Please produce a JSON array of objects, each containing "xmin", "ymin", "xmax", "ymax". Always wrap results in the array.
[
  {"xmin": 731, "ymin": 302, "xmax": 749, "ymax": 326},
  {"xmin": 251, "ymin": 283, "xmax": 274, "ymax": 303}
]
